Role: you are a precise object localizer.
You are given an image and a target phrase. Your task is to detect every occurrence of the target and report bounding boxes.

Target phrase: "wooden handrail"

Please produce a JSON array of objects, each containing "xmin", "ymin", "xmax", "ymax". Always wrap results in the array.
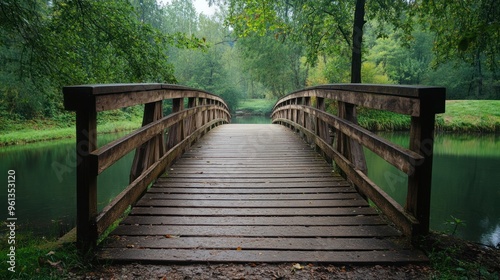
[
  {"xmin": 271, "ymin": 84, "xmax": 445, "ymax": 238},
  {"xmin": 63, "ymin": 83, "xmax": 231, "ymax": 251}
]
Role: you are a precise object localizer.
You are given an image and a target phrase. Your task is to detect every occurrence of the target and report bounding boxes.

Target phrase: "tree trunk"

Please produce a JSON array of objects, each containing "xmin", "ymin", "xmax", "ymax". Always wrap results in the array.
[{"xmin": 351, "ymin": 0, "xmax": 366, "ymax": 83}]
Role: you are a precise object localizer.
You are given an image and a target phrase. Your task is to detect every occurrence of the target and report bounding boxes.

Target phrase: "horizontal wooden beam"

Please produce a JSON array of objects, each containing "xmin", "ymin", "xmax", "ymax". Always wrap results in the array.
[
  {"xmin": 63, "ymin": 83, "xmax": 227, "ymax": 112},
  {"xmin": 273, "ymin": 84, "xmax": 446, "ymax": 116}
]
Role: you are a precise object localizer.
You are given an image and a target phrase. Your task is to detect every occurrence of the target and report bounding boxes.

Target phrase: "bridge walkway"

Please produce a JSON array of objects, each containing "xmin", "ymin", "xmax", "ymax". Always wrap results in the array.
[{"xmin": 98, "ymin": 124, "xmax": 427, "ymax": 263}]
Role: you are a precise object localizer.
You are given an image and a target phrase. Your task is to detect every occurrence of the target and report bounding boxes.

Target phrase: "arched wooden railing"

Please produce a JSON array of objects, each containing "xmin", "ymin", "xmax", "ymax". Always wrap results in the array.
[
  {"xmin": 271, "ymin": 84, "xmax": 446, "ymax": 238},
  {"xmin": 63, "ymin": 83, "xmax": 231, "ymax": 251}
]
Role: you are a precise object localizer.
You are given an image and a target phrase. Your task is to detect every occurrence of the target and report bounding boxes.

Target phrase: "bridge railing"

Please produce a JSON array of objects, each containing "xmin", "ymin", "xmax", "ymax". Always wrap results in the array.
[
  {"xmin": 63, "ymin": 83, "xmax": 230, "ymax": 251},
  {"xmin": 271, "ymin": 84, "xmax": 445, "ymax": 238}
]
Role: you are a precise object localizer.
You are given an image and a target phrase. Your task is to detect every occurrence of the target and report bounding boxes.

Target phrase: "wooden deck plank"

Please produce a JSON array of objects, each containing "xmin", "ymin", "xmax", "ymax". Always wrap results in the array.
[
  {"xmin": 140, "ymin": 193, "xmax": 361, "ymax": 200},
  {"xmin": 104, "ymin": 237, "xmax": 402, "ymax": 251},
  {"xmin": 110, "ymin": 225, "xmax": 401, "ymax": 237},
  {"xmin": 147, "ymin": 187, "xmax": 357, "ymax": 194},
  {"xmin": 99, "ymin": 248, "xmax": 428, "ymax": 263},
  {"xmin": 135, "ymin": 199, "xmax": 369, "ymax": 208},
  {"xmin": 99, "ymin": 124, "xmax": 427, "ymax": 264},
  {"xmin": 121, "ymin": 215, "xmax": 387, "ymax": 226},
  {"xmin": 129, "ymin": 207, "xmax": 378, "ymax": 216}
]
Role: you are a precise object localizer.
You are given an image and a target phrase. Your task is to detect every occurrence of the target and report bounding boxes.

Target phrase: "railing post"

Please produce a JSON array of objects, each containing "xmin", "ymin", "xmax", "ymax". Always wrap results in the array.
[
  {"xmin": 130, "ymin": 101, "xmax": 164, "ymax": 183},
  {"xmin": 337, "ymin": 101, "xmax": 368, "ymax": 200},
  {"xmin": 167, "ymin": 98, "xmax": 184, "ymax": 150},
  {"xmin": 303, "ymin": 96, "xmax": 312, "ymax": 143},
  {"xmin": 316, "ymin": 97, "xmax": 332, "ymax": 159},
  {"xmin": 406, "ymin": 111, "xmax": 436, "ymax": 236},
  {"xmin": 75, "ymin": 109, "xmax": 98, "ymax": 251}
]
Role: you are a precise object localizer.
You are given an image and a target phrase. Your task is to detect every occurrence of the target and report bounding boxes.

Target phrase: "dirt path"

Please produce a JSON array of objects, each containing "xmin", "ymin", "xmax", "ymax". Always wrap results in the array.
[{"xmin": 69, "ymin": 263, "xmax": 434, "ymax": 279}]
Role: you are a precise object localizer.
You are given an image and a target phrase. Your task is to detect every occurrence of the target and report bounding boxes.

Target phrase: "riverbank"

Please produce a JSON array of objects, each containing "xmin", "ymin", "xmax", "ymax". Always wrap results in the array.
[
  {"xmin": 0, "ymin": 100, "xmax": 498, "ymax": 147},
  {"xmin": 0, "ymin": 109, "xmax": 142, "ymax": 147}
]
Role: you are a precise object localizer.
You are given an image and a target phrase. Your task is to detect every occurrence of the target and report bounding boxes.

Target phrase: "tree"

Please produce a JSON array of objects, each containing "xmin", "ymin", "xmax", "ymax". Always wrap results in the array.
[
  {"xmin": 410, "ymin": 0, "xmax": 500, "ymax": 97},
  {"xmin": 237, "ymin": 34, "xmax": 307, "ymax": 98},
  {"xmin": 0, "ymin": 0, "xmax": 205, "ymax": 119},
  {"xmin": 225, "ymin": 0, "xmax": 410, "ymax": 83}
]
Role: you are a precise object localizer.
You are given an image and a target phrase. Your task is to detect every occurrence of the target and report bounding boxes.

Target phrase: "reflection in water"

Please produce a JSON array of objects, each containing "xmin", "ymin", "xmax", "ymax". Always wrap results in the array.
[
  {"xmin": 365, "ymin": 132, "xmax": 500, "ymax": 246},
  {"xmin": 0, "ymin": 132, "xmax": 134, "ymax": 236}
]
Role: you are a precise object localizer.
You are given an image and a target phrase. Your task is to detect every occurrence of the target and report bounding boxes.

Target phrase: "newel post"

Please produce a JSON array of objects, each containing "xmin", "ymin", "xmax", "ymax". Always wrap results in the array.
[
  {"xmin": 406, "ymin": 88, "xmax": 445, "ymax": 236},
  {"xmin": 75, "ymin": 108, "xmax": 98, "ymax": 251}
]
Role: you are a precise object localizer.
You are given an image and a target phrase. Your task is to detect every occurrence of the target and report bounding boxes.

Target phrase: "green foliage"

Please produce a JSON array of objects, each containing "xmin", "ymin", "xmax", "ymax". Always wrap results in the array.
[
  {"xmin": 444, "ymin": 215, "xmax": 467, "ymax": 236},
  {"xmin": 237, "ymin": 34, "xmax": 307, "ymax": 98},
  {"xmin": 0, "ymin": 0, "xmax": 206, "ymax": 120},
  {"xmin": 411, "ymin": 0, "xmax": 500, "ymax": 73}
]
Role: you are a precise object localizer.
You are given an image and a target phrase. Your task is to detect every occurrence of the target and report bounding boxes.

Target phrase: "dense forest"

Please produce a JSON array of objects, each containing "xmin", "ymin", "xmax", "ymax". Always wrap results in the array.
[{"xmin": 1, "ymin": 0, "xmax": 498, "ymax": 120}]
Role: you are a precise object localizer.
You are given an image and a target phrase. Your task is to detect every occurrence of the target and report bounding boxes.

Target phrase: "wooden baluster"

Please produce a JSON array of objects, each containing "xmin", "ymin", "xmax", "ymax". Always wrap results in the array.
[
  {"xmin": 167, "ymin": 98, "xmax": 184, "ymax": 151},
  {"xmin": 316, "ymin": 97, "xmax": 332, "ymax": 160},
  {"xmin": 75, "ymin": 109, "xmax": 98, "ymax": 251},
  {"xmin": 130, "ymin": 101, "xmax": 163, "ymax": 183},
  {"xmin": 337, "ymin": 101, "xmax": 368, "ymax": 199},
  {"xmin": 187, "ymin": 97, "xmax": 196, "ymax": 137},
  {"xmin": 303, "ymin": 96, "xmax": 312, "ymax": 144}
]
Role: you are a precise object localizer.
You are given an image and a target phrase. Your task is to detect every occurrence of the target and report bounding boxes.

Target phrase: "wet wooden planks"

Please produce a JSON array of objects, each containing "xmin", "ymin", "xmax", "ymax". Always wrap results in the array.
[{"xmin": 98, "ymin": 124, "xmax": 427, "ymax": 264}]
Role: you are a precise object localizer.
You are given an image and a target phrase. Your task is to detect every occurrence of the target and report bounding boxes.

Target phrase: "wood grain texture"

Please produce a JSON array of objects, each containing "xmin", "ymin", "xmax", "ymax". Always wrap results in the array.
[{"xmin": 99, "ymin": 124, "xmax": 427, "ymax": 264}]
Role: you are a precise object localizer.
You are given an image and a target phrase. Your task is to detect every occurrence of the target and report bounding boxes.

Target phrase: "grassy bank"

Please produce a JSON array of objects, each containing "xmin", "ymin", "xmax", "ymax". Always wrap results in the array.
[
  {"xmin": 351, "ymin": 100, "xmax": 500, "ymax": 133},
  {"xmin": 0, "ymin": 108, "xmax": 143, "ymax": 147},
  {"xmin": 235, "ymin": 99, "xmax": 276, "ymax": 116}
]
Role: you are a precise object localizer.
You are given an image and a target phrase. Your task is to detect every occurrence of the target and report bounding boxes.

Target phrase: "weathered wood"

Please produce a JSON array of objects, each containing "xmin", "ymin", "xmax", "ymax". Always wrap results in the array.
[
  {"xmin": 148, "ymin": 187, "xmax": 356, "ymax": 194},
  {"xmin": 75, "ymin": 109, "xmax": 98, "ymax": 250},
  {"xmin": 129, "ymin": 101, "xmax": 164, "ymax": 183},
  {"xmin": 104, "ymin": 237, "xmax": 398, "ymax": 251},
  {"xmin": 406, "ymin": 113, "xmax": 436, "ymax": 235},
  {"xmin": 63, "ymin": 84, "xmax": 228, "ymax": 112},
  {"xmin": 273, "ymin": 84, "xmax": 445, "ymax": 117},
  {"xmin": 98, "ymin": 248, "xmax": 428, "ymax": 263},
  {"xmin": 273, "ymin": 106, "xmax": 423, "ymax": 175},
  {"xmin": 273, "ymin": 118, "xmax": 419, "ymax": 237},
  {"xmin": 91, "ymin": 106, "xmax": 219, "ymax": 175},
  {"xmin": 95, "ymin": 119, "xmax": 223, "ymax": 235},
  {"xmin": 121, "ymin": 215, "xmax": 386, "ymax": 226},
  {"xmin": 129, "ymin": 206, "xmax": 377, "ymax": 216},
  {"xmin": 100, "ymin": 124, "xmax": 426, "ymax": 264},
  {"xmin": 140, "ymin": 192, "xmax": 361, "ymax": 200},
  {"xmin": 271, "ymin": 85, "xmax": 445, "ymax": 239},
  {"xmin": 136, "ymin": 199, "xmax": 368, "ymax": 208},
  {"xmin": 153, "ymin": 181, "xmax": 351, "ymax": 188},
  {"xmin": 111, "ymin": 225, "xmax": 401, "ymax": 237}
]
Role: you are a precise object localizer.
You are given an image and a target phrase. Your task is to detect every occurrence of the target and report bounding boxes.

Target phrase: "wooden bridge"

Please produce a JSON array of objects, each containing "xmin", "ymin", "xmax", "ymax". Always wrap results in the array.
[{"xmin": 63, "ymin": 83, "xmax": 445, "ymax": 264}]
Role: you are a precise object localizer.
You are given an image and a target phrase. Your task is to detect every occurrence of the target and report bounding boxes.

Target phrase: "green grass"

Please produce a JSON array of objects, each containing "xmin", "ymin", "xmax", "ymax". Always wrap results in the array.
[
  {"xmin": 0, "ymin": 109, "xmax": 142, "ymax": 146},
  {"xmin": 236, "ymin": 99, "xmax": 277, "ymax": 115},
  {"xmin": 437, "ymin": 100, "xmax": 500, "ymax": 132},
  {"xmin": 355, "ymin": 100, "xmax": 500, "ymax": 133},
  {"xmin": 0, "ymin": 231, "xmax": 91, "ymax": 279}
]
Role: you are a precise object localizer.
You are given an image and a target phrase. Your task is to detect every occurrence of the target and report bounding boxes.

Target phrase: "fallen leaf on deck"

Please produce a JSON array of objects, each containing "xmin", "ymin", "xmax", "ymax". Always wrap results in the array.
[
  {"xmin": 165, "ymin": 234, "xmax": 180, "ymax": 238},
  {"xmin": 126, "ymin": 244, "xmax": 135, "ymax": 248},
  {"xmin": 236, "ymin": 246, "xmax": 242, "ymax": 251}
]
